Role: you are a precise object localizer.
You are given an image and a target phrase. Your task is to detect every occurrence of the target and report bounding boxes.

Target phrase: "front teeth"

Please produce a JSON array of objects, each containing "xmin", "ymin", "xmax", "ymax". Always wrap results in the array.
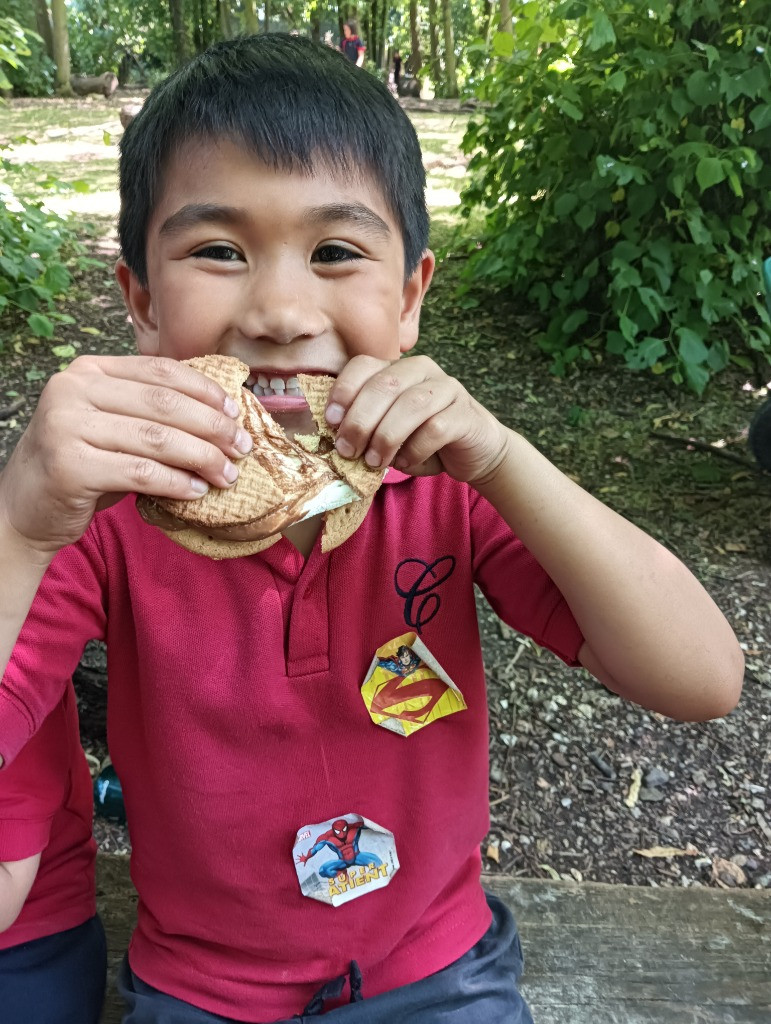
[{"xmin": 246, "ymin": 373, "xmax": 302, "ymax": 397}]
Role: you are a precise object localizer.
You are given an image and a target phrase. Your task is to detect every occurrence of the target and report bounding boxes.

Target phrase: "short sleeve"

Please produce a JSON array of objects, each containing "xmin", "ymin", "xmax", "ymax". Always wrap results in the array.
[
  {"xmin": 0, "ymin": 528, "xmax": 107, "ymax": 767},
  {"xmin": 0, "ymin": 696, "xmax": 69, "ymax": 860},
  {"xmin": 469, "ymin": 491, "xmax": 584, "ymax": 666}
]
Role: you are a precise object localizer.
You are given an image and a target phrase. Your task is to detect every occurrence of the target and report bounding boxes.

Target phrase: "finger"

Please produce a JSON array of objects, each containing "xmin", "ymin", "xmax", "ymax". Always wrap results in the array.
[
  {"xmin": 51, "ymin": 366, "xmax": 253, "ymax": 462},
  {"xmin": 333, "ymin": 358, "xmax": 443, "ymax": 460},
  {"xmin": 360, "ymin": 386, "xmax": 458, "ymax": 469},
  {"xmin": 79, "ymin": 448, "xmax": 216, "ymax": 501},
  {"xmin": 78, "ymin": 410, "xmax": 242, "ymax": 491},
  {"xmin": 324, "ymin": 355, "xmax": 393, "ymax": 427},
  {"xmin": 70, "ymin": 355, "xmax": 242, "ymax": 419}
]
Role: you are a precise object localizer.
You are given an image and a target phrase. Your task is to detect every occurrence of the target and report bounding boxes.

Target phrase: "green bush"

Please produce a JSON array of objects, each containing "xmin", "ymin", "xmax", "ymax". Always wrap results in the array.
[
  {"xmin": 459, "ymin": 0, "xmax": 771, "ymax": 392},
  {"xmin": 0, "ymin": 17, "xmax": 81, "ymax": 347}
]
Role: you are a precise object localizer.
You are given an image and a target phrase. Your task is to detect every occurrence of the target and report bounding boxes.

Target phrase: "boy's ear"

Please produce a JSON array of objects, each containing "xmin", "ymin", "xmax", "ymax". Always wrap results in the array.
[
  {"xmin": 399, "ymin": 250, "xmax": 435, "ymax": 353},
  {"xmin": 115, "ymin": 258, "xmax": 160, "ymax": 355}
]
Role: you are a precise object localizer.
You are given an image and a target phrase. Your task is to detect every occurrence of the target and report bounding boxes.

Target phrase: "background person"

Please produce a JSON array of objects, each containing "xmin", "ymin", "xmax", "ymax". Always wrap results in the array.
[
  {"xmin": 0, "ymin": 683, "xmax": 106, "ymax": 1024},
  {"xmin": 341, "ymin": 21, "xmax": 366, "ymax": 67}
]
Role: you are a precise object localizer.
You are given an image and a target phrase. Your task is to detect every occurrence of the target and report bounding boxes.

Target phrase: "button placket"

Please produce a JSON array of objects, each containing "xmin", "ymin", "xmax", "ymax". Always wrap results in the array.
[{"xmin": 286, "ymin": 549, "xmax": 331, "ymax": 677}]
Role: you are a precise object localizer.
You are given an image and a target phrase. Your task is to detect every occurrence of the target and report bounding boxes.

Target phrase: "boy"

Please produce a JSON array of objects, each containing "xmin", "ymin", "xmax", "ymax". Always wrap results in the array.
[
  {"xmin": 0, "ymin": 34, "xmax": 743, "ymax": 1023},
  {"xmin": 0, "ymin": 682, "xmax": 106, "ymax": 1023}
]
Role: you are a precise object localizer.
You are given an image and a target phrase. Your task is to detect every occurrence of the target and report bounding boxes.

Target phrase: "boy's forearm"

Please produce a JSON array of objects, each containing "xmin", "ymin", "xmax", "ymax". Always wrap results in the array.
[
  {"xmin": 0, "ymin": 854, "xmax": 41, "ymax": 932},
  {"xmin": 473, "ymin": 429, "xmax": 744, "ymax": 721},
  {"xmin": 0, "ymin": 510, "xmax": 52, "ymax": 697}
]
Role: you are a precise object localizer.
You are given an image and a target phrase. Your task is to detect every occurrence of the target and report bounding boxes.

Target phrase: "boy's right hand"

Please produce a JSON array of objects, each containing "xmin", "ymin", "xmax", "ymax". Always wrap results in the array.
[{"xmin": 0, "ymin": 355, "xmax": 252, "ymax": 556}]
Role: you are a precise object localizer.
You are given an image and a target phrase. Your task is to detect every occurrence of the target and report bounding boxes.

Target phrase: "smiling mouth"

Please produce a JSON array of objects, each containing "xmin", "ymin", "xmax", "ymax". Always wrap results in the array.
[{"xmin": 246, "ymin": 371, "xmax": 332, "ymax": 398}]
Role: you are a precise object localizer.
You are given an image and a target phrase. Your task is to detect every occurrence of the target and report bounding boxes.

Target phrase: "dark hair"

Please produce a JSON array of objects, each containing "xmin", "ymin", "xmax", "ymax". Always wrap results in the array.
[{"xmin": 118, "ymin": 34, "xmax": 428, "ymax": 287}]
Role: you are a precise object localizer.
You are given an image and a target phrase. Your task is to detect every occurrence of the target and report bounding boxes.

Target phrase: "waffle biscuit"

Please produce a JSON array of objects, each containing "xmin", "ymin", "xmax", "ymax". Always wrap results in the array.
[{"xmin": 137, "ymin": 357, "xmax": 385, "ymax": 557}]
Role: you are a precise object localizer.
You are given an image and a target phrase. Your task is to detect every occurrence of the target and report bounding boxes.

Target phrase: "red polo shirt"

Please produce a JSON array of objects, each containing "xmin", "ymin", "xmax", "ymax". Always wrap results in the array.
[
  {"xmin": 0, "ymin": 471, "xmax": 582, "ymax": 1019},
  {"xmin": 0, "ymin": 682, "xmax": 96, "ymax": 949}
]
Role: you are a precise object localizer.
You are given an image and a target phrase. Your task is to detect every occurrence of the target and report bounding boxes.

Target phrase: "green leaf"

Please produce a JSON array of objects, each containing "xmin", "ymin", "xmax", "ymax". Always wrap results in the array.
[
  {"xmin": 491, "ymin": 32, "xmax": 514, "ymax": 58},
  {"xmin": 683, "ymin": 362, "xmax": 710, "ymax": 396},
  {"xmin": 71, "ymin": 180, "xmax": 91, "ymax": 194},
  {"xmin": 686, "ymin": 71, "xmax": 719, "ymax": 107},
  {"xmin": 677, "ymin": 328, "xmax": 709, "ymax": 365},
  {"xmin": 574, "ymin": 205, "xmax": 595, "ymax": 230},
  {"xmin": 43, "ymin": 263, "xmax": 71, "ymax": 294},
  {"xmin": 52, "ymin": 344, "xmax": 76, "ymax": 358},
  {"xmin": 554, "ymin": 193, "xmax": 578, "ymax": 217},
  {"xmin": 695, "ymin": 157, "xmax": 725, "ymax": 192},
  {"xmin": 619, "ymin": 314, "xmax": 639, "ymax": 342},
  {"xmin": 749, "ymin": 104, "xmax": 771, "ymax": 132},
  {"xmin": 638, "ymin": 336, "xmax": 667, "ymax": 367},
  {"xmin": 555, "ymin": 98, "xmax": 583, "ymax": 121},
  {"xmin": 562, "ymin": 309, "xmax": 589, "ymax": 334},
  {"xmin": 587, "ymin": 11, "xmax": 616, "ymax": 51},
  {"xmin": 27, "ymin": 313, "xmax": 55, "ymax": 338}
]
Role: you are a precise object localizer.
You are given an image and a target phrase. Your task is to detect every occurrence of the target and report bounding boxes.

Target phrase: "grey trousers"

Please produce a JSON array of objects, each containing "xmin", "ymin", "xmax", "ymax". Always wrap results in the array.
[{"xmin": 117, "ymin": 892, "xmax": 533, "ymax": 1024}]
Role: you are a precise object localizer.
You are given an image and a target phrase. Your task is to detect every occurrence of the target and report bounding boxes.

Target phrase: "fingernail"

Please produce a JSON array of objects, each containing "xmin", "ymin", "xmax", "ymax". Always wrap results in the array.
[
  {"xmin": 190, "ymin": 478, "xmax": 209, "ymax": 494},
  {"xmin": 326, "ymin": 402, "xmax": 344, "ymax": 426},
  {"xmin": 364, "ymin": 448, "xmax": 381, "ymax": 468},
  {"xmin": 223, "ymin": 461, "xmax": 239, "ymax": 484},
  {"xmin": 223, "ymin": 396, "xmax": 239, "ymax": 418},
  {"xmin": 234, "ymin": 429, "xmax": 253, "ymax": 455},
  {"xmin": 335, "ymin": 437, "xmax": 355, "ymax": 459}
]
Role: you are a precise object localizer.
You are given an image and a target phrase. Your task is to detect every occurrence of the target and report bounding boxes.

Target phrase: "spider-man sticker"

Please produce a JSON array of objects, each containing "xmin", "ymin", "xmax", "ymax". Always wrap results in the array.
[
  {"xmin": 360, "ymin": 631, "xmax": 467, "ymax": 737},
  {"xmin": 293, "ymin": 813, "xmax": 399, "ymax": 907}
]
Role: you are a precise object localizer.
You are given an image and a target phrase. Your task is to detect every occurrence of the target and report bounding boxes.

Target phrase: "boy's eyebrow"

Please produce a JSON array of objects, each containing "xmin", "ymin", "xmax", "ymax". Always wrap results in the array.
[
  {"xmin": 158, "ymin": 203, "xmax": 244, "ymax": 237},
  {"xmin": 157, "ymin": 202, "xmax": 392, "ymax": 240},
  {"xmin": 305, "ymin": 203, "xmax": 392, "ymax": 240}
]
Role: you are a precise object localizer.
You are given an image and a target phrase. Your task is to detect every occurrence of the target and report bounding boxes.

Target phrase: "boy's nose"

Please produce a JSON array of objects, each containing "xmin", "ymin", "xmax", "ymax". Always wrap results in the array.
[{"xmin": 240, "ymin": 270, "xmax": 325, "ymax": 345}]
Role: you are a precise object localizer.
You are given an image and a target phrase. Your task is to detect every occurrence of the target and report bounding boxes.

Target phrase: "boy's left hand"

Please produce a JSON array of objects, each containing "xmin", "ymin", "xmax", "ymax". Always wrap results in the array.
[{"xmin": 324, "ymin": 355, "xmax": 510, "ymax": 485}]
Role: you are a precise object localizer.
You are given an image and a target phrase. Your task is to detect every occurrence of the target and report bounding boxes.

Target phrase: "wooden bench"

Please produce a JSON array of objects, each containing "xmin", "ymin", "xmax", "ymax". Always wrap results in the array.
[{"xmin": 97, "ymin": 854, "xmax": 771, "ymax": 1023}]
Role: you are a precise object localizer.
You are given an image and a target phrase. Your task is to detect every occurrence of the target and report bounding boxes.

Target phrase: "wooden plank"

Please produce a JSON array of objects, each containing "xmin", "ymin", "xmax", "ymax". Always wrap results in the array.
[
  {"xmin": 97, "ymin": 854, "xmax": 135, "ymax": 1024},
  {"xmin": 483, "ymin": 876, "xmax": 771, "ymax": 1024},
  {"xmin": 96, "ymin": 857, "xmax": 771, "ymax": 1024}
]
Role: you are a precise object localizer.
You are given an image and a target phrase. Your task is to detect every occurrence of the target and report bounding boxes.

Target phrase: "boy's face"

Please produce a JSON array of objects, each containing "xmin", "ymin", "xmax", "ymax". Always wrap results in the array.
[{"xmin": 117, "ymin": 138, "xmax": 434, "ymax": 435}]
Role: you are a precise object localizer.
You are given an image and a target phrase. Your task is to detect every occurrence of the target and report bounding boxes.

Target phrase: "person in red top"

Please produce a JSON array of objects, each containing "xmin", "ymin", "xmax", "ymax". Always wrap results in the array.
[
  {"xmin": 0, "ymin": 682, "xmax": 106, "ymax": 1023},
  {"xmin": 0, "ymin": 33, "xmax": 743, "ymax": 1024},
  {"xmin": 340, "ymin": 21, "xmax": 366, "ymax": 67}
]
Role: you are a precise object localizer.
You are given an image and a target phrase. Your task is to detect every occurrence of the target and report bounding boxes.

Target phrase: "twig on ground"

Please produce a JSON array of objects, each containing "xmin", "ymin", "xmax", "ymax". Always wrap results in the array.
[{"xmin": 650, "ymin": 430, "xmax": 758, "ymax": 469}]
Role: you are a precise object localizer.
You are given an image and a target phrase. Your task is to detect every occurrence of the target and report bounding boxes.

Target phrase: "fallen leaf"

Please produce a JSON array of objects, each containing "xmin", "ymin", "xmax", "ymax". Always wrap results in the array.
[
  {"xmin": 633, "ymin": 844, "xmax": 701, "ymax": 858},
  {"xmin": 625, "ymin": 766, "xmax": 642, "ymax": 808},
  {"xmin": 539, "ymin": 863, "xmax": 561, "ymax": 881},
  {"xmin": 711, "ymin": 857, "xmax": 746, "ymax": 888},
  {"xmin": 485, "ymin": 843, "xmax": 500, "ymax": 864}
]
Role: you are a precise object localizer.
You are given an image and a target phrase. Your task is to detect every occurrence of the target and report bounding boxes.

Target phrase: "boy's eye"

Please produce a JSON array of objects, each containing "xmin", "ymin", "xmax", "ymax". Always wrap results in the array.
[
  {"xmin": 313, "ymin": 244, "xmax": 361, "ymax": 265},
  {"xmin": 192, "ymin": 244, "xmax": 243, "ymax": 262}
]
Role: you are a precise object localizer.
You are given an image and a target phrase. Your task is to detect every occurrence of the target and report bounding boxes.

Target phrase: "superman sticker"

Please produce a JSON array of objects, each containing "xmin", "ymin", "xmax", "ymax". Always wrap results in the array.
[
  {"xmin": 361, "ymin": 631, "xmax": 467, "ymax": 737},
  {"xmin": 293, "ymin": 813, "xmax": 399, "ymax": 907}
]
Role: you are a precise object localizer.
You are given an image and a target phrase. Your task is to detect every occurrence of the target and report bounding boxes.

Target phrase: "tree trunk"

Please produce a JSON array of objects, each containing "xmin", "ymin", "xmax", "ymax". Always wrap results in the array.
[
  {"xmin": 169, "ymin": 0, "xmax": 190, "ymax": 65},
  {"xmin": 50, "ymin": 0, "xmax": 72, "ymax": 96},
  {"xmin": 440, "ymin": 0, "xmax": 457, "ymax": 97},
  {"xmin": 243, "ymin": 0, "xmax": 259, "ymax": 33},
  {"xmin": 218, "ymin": 0, "xmax": 234, "ymax": 39},
  {"xmin": 480, "ymin": 0, "xmax": 493, "ymax": 44},
  {"xmin": 499, "ymin": 0, "xmax": 513, "ymax": 34},
  {"xmin": 309, "ymin": 2, "xmax": 320, "ymax": 42},
  {"xmin": 35, "ymin": 0, "xmax": 55, "ymax": 61},
  {"xmin": 380, "ymin": 0, "xmax": 388, "ymax": 69},
  {"xmin": 427, "ymin": 0, "xmax": 441, "ymax": 91},
  {"xmin": 407, "ymin": 0, "xmax": 422, "ymax": 75},
  {"xmin": 263, "ymin": 0, "xmax": 271, "ymax": 33}
]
